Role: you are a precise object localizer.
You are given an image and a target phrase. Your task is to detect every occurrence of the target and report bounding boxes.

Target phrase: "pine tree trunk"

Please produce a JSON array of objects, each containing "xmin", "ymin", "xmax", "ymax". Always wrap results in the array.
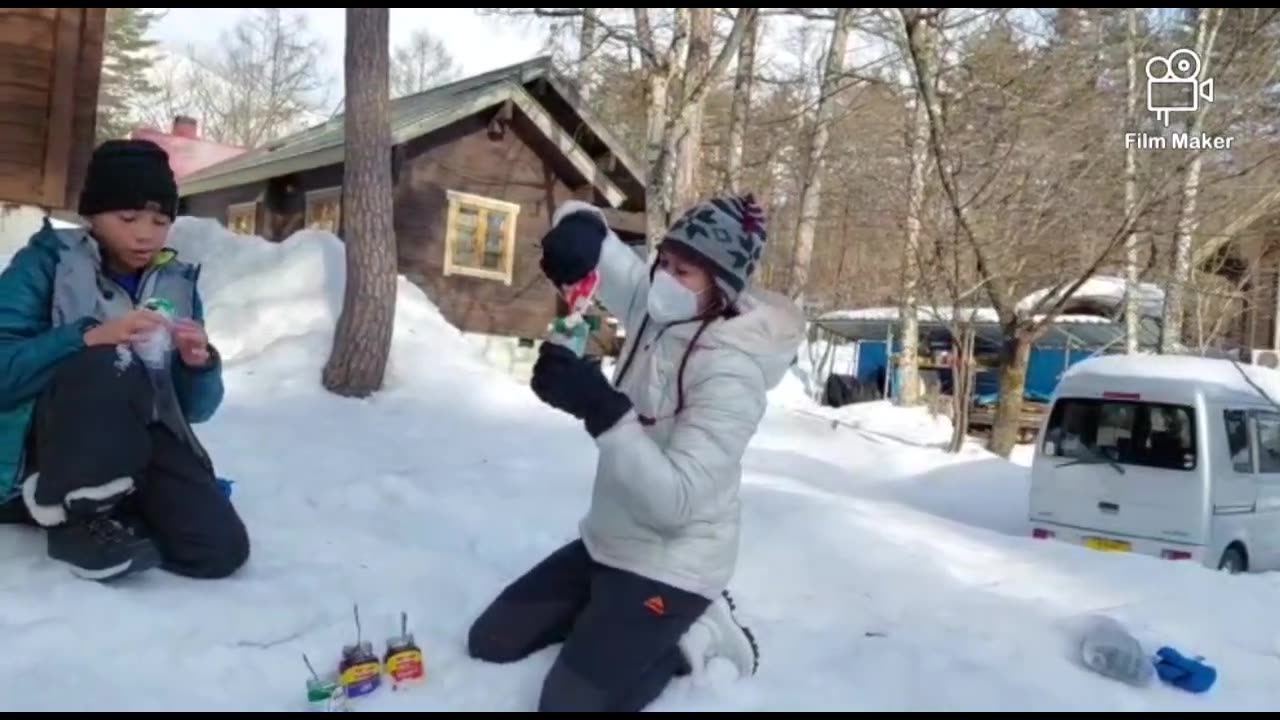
[
  {"xmin": 722, "ymin": 11, "xmax": 758, "ymax": 194},
  {"xmin": 1123, "ymin": 7, "xmax": 1141, "ymax": 354},
  {"xmin": 990, "ymin": 330, "xmax": 1032, "ymax": 457},
  {"xmin": 786, "ymin": 8, "xmax": 852, "ymax": 305},
  {"xmin": 322, "ymin": 7, "xmax": 397, "ymax": 398}
]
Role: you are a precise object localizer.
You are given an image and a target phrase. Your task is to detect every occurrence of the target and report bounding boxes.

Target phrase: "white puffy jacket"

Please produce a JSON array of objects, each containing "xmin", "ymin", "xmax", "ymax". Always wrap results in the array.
[{"xmin": 553, "ymin": 201, "xmax": 807, "ymax": 599}]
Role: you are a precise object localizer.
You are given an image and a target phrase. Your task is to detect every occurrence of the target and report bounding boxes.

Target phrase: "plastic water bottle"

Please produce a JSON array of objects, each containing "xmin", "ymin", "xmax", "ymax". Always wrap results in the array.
[
  {"xmin": 133, "ymin": 297, "xmax": 175, "ymax": 369},
  {"xmin": 1080, "ymin": 615, "xmax": 1154, "ymax": 687}
]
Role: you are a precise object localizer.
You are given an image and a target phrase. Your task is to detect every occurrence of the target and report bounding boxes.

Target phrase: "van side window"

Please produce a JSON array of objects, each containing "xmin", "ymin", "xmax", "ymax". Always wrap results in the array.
[
  {"xmin": 1254, "ymin": 411, "xmax": 1280, "ymax": 473},
  {"xmin": 1042, "ymin": 397, "xmax": 1196, "ymax": 471},
  {"xmin": 1224, "ymin": 409, "xmax": 1252, "ymax": 473}
]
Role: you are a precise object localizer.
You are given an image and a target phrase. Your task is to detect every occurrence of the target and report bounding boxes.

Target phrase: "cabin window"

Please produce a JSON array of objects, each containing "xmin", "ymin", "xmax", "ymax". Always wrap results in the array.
[
  {"xmin": 1042, "ymin": 398, "xmax": 1196, "ymax": 471},
  {"xmin": 1224, "ymin": 409, "xmax": 1253, "ymax": 473},
  {"xmin": 1254, "ymin": 411, "xmax": 1280, "ymax": 473},
  {"xmin": 306, "ymin": 187, "xmax": 342, "ymax": 234},
  {"xmin": 227, "ymin": 202, "xmax": 256, "ymax": 235},
  {"xmin": 443, "ymin": 190, "xmax": 519, "ymax": 284}
]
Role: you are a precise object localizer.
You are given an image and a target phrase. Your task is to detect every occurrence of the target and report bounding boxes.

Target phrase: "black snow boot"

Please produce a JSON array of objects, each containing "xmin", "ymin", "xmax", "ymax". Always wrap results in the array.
[{"xmin": 47, "ymin": 512, "xmax": 161, "ymax": 582}]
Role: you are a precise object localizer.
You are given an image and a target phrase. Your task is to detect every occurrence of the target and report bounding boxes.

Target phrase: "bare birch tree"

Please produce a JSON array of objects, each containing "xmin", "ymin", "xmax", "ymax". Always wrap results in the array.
[
  {"xmin": 673, "ymin": 8, "xmax": 714, "ymax": 210},
  {"xmin": 1161, "ymin": 8, "xmax": 1226, "ymax": 352},
  {"xmin": 183, "ymin": 8, "xmax": 331, "ymax": 148},
  {"xmin": 721, "ymin": 10, "xmax": 759, "ymax": 193},
  {"xmin": 638, "ymin": 8, "xmax": 757, "ymax": 247},
  {"xmin": 895, "ymin": 10, "xmax": 931, "ymax": 406},
  {"xmin": 1124, "ymin": 8, "xmax": 1143, "ymax": 353},
  {"xmin": 786, "ymin": 8, "xmax": 853, "ymax": 306},
  {"xmin": 577, "ymin": 8, "xmax": 600, "ymax": 98}
]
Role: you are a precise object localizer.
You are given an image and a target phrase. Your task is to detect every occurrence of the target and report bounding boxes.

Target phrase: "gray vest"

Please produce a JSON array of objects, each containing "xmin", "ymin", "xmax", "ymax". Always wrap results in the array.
[{"xmin": 49, "ymin": 229, "xmax": 205, "ymax": 452}]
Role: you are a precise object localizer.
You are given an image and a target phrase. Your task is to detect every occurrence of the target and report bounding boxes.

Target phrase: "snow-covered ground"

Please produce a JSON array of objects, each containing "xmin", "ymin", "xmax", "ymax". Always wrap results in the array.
[{"xmin": 3, "ymin": 219, "xmax": 1280, "ymax": 711}]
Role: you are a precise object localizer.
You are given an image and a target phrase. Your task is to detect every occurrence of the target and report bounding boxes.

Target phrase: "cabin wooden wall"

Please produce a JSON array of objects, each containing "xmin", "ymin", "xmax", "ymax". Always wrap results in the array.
[
  {"xmin": 0, "ymin": 8, "xmax": 105, "ymax": 209},
  {"xmin": 394, "ymin": 112, "xmax": 597, "ymax": 344}
]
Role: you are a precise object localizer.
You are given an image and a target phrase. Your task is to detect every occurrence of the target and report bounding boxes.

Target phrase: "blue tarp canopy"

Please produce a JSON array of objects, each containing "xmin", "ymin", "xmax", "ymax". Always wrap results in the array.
[
  {"xmin": 811, "ymin": 308, "xmax": 1163, "ymax": 404},
  {"xmin": 812, "ymin": 311, "xmax": 1162, "ymax": 351}
]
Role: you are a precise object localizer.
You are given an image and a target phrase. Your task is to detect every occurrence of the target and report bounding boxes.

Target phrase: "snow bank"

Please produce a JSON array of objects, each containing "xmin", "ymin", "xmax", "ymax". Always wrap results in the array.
[{"xmin": 165, "ymin": 216, "xmax": 483, "ymax": 390}]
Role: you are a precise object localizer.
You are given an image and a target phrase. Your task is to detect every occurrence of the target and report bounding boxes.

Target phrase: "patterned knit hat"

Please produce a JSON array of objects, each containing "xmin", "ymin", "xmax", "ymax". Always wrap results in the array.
[{"xmin": 659, "ymin": 194, "xmax": 767, "ymax": 303}]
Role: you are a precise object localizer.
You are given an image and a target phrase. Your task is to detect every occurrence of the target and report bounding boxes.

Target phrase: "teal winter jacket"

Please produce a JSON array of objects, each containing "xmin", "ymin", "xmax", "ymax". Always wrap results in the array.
[{"xmin": 0, "ymin": 219, "xmax": 224, "ymax": 500}]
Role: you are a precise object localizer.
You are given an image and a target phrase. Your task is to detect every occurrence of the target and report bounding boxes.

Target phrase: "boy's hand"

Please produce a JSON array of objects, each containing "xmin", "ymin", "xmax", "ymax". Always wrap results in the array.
[
  {"xmin": 83, "ymin": 309, "xmax": 166, "ymax": 347},
  {"xmin": 173, "ymin": 318, "xmax": 212, "ymax": 368}
]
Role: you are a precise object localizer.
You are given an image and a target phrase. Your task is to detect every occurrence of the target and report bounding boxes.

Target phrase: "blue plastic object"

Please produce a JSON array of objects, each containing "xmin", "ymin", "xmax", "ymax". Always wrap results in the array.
[
  {"xmin": 1153, "ymin": 646, "xmax": 1216, "ymax": 693},
  {"xmin": 216, "ymin": 477, "xmax": 234, "ymax": 499}
]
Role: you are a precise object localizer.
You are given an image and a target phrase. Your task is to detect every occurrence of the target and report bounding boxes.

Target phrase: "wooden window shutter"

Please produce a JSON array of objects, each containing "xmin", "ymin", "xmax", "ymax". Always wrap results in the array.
[{"xmin": 0, "ymin": 8, "xmax": 106, "ymax": 209}]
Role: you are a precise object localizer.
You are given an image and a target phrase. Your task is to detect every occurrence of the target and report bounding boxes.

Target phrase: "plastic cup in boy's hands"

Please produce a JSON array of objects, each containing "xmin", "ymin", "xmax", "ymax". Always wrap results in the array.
[{"xmin": 132, "ymin": 298, "xmax": 177, "ymax": 369}]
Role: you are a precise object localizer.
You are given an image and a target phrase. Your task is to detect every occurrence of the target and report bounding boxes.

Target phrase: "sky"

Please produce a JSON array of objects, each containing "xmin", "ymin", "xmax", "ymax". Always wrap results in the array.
[{"xmin": 150, "ymin": 8, "xmax": 552, "ymax": 90}]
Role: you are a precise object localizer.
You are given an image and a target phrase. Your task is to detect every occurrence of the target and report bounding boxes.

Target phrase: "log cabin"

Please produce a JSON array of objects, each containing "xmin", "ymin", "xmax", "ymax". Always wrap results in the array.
[
  {"xmin": 0, "ymin": 8, "xmax": 104, "ymax": 210},
  {"xmin": 177, "ymin": 56, "xmax": 648, "ymax": 358}
]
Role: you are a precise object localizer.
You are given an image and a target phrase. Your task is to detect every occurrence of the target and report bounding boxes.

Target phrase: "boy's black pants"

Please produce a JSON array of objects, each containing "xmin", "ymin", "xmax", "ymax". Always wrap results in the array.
[
  {"xmin": 5, "ymin": 345, "xmax": 248, "ymax": 579},
  {"xmin": 468, "ymin": 539, "xmax": 710, "ymax": 712}
]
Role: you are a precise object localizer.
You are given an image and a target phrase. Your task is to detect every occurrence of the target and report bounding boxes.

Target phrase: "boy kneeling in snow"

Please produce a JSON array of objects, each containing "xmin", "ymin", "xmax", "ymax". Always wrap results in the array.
[
  {"xmin": 468, "ymin": 196, "xmax": 805, "ymax": 711},
  {"xmin": 0, "ymin": 139, "xmax": 249, "ymax": 582}
]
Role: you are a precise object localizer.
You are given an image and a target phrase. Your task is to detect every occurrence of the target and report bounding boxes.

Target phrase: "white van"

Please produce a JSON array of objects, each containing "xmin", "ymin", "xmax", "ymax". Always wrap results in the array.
[{"xmin": 1029, "ymin": 353, "xmax": 1280, "ymax": 573}]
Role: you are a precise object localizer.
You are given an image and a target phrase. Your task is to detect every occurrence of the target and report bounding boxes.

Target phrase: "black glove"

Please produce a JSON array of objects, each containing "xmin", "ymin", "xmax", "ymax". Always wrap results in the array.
[
  {"xmin": 531, "ymin": 342, "xmax": 632, "ymax": 437},
  {"xmin": 540, "ymin": 210, "xmax": 606, "ymax": 287}
]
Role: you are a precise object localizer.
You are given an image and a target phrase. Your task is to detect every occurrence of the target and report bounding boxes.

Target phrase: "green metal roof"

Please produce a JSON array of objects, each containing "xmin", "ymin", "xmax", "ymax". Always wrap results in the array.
[{"xmin": 178, "ymin": 56, "xmax": 643, "ymax": 206}]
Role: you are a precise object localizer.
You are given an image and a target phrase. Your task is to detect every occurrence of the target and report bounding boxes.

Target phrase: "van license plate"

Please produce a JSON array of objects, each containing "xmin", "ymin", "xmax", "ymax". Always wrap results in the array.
[{"xmin": 1085, "ymin": 537, "xmax": 1131, "ymax": 552}]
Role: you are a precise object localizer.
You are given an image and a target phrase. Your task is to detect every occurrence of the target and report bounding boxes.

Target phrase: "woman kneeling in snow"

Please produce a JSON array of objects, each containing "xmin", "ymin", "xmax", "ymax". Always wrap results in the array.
[
  {"xmin": 467, "ymin": 196, "xmax": 805, "ymax": 711},
  {"xmin": 0, "ymin": 139, "xmax": 249, "ymax": 582}
]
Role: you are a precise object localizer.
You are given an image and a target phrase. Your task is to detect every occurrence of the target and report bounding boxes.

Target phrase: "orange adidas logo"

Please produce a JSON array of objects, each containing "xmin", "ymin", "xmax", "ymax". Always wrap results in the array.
[{"xmin": 644, "ymin": 595, "xmax": 665, "ymax": 615}]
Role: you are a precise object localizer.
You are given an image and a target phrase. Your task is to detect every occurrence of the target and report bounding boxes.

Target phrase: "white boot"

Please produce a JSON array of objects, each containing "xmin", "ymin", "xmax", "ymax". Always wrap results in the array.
[{"xmin": 679, "ymin": 590, "xmax": 760, "ymax": 680}]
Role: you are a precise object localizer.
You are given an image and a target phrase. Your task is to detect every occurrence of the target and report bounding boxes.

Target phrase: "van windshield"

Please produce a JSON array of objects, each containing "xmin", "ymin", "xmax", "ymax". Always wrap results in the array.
[{"xmin": 1042, "ymin": 398, "xmax": 1197, "ymax": 471}]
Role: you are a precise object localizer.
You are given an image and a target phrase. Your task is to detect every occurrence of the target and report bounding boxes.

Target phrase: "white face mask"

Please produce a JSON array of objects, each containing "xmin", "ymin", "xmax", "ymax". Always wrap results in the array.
[{"xmin": 647, "ymin": 269, "xmax": 705, "ymax": 323}]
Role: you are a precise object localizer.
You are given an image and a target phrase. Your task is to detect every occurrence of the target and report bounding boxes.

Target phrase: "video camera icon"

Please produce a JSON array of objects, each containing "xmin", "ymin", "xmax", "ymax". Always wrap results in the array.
[{"xmin": 1146, "ymin": 49, "xmax": 1213, "ymax": 127}]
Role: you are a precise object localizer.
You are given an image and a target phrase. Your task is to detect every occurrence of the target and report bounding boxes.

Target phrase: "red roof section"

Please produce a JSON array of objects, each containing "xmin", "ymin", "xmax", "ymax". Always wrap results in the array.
[{"xmin": 129, "ymin": 125, "xmax": 248, "ymax": 181}]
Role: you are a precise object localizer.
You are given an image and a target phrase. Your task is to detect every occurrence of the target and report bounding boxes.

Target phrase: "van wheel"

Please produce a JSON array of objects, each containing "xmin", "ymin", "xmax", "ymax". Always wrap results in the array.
[{"xmin": 1218, "ymin": 545, "xmax": 1247, "ymax": 574}]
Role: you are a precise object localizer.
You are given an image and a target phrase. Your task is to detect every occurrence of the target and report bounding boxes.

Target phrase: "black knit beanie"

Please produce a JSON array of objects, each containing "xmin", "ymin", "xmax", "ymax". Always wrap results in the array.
[{"xmin": 77, "ymin": 139, "xmax": 178, "ymax": 220}]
